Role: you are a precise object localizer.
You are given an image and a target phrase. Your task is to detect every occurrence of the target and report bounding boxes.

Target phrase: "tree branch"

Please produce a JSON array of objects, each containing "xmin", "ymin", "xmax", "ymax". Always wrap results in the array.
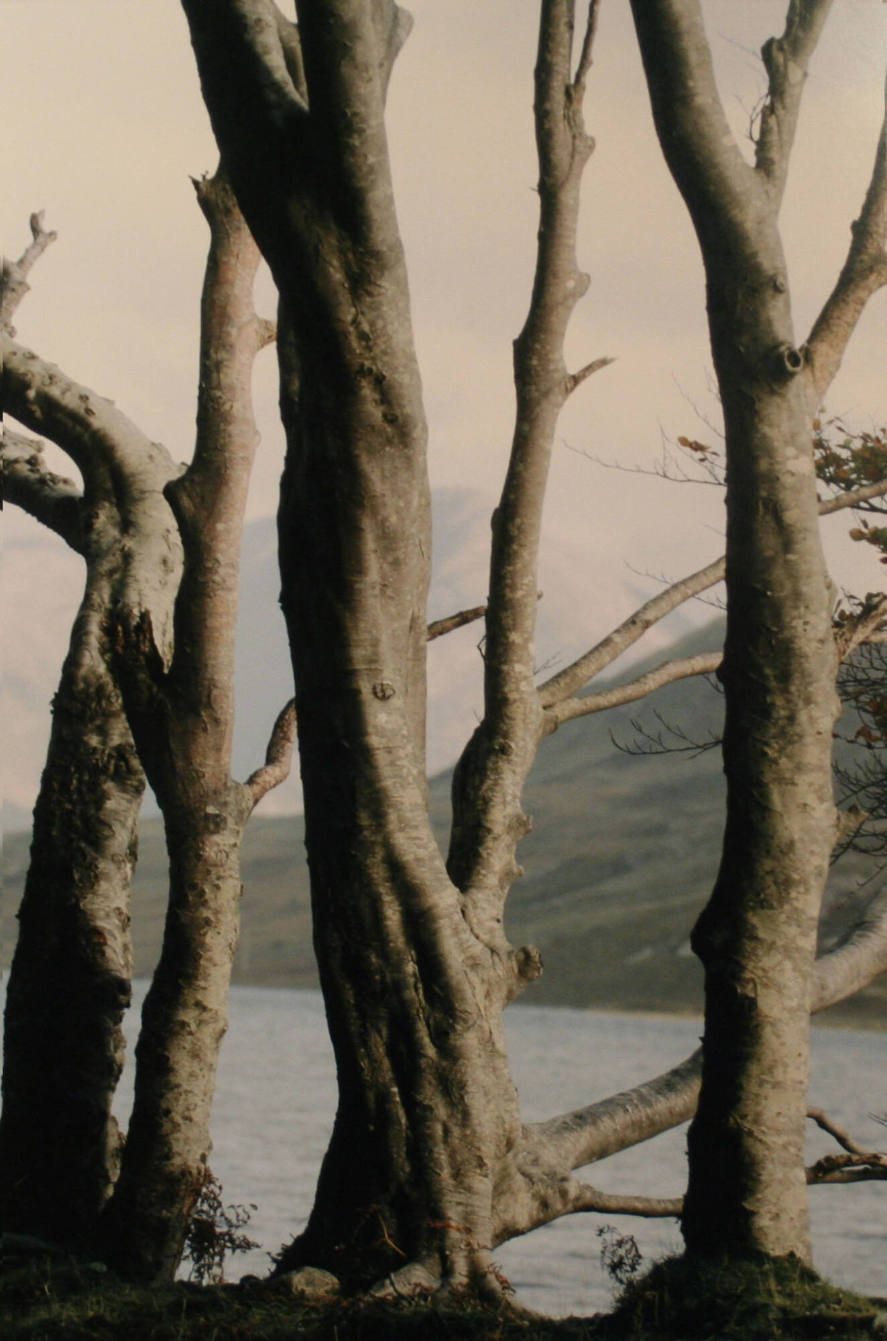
[
  {"xmin": 448, "ymin": 0, "xmax": 605, "ymax": 902},
  {"xmin": 243, "ymin": 698, "xmax": 297, "ymax": 807},
  {"xmin": 1, "ymin": 427, "xmax": 84, "ymax": 551},
  {"xmin": 573, "ymin": 0, "xmax": 601, "ymax": 89},
  {"xmin": 2, "ymin": 337, "xmax": 174, "ymax": 503},
  {"xmin": 561, "ymin": 1182, "xmax": 682, "ymax": 1219},
  {"xmin": 806, "ymin": 72, "xmax": 887, "ymax": 399},
  {"xmin": 546, "ymin": 651, "xmax": 722, "ymax": 730},
  {"xmin": 164, "ymin": 167, "xmax": 268, "ymax": 735},
  {"xmin": 516, "ymin": 885, "xmax": 887, "ymax": 1193},
  {"xmin": 1, "ymin": 211, "xmax": 57, "ymax": 331},
  {"xmin": 819, "ymin": 475, "xmax": 887, "ymax": 516},
  {"xmin": 628, "ymin": 0, "xmax": 763, "ymax": 262},
  {"xmin": 805, "ymin": 1109, "xmax": 887, "ymax": 1184},
  {"xmin": 807, "ymin": 1106, "xmax": 870, "ymax": 1156},
  {"xmin": 293, "ymin": 0, "xmax": 408, "ymax": 240},
  {"xmin": 183, "ymin": 0, "xmax": 307, "ymax": 127},
  {"xmin": 538, "ymin": 476, "xmax": 887, "ymax": 717},
  {"xmin": 835, "ymin": 595, "xmax": 887, "ymax": 661},
  {"xmin": 565, "ymin": 355, "xmax": 614, "ymax": 396},
  {"xmin": 538, "ymin": 555, "xmax": 726, "ymax": 710},
  {"xmin": 754, "ymin": 0, "xmax": 835, "ymax": 203},
  {"xmin": 426, "ymin": 604, "xmax": 487, "ymax": 642}
]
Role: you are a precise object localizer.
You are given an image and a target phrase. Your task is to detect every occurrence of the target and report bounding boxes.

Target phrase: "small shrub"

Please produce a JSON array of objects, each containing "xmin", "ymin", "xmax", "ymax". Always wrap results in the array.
[
  {"xmin": 182, "ymin": 1168, "xmax": 259, "ymax": 1285},
  {"xmin": 597, "ymin": 1224, "xmax": 643, "ymax": 1291}
]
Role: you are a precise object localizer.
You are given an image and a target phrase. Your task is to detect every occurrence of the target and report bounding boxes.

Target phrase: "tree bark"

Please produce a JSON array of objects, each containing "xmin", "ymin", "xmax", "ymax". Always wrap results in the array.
[
  {"xmin": 180, "ymin": 0, "xmax": 887, "ymax": 1292},
  {"xmin": 1, "ymin": 230, "xmax": 157, "ymax": 1246},
  {"xmin": 0, "ymin": 554, "xmax": 144, "ymax": 1244},
  {"xmin": 629, "ymin": 0, "xmax": 886, "ymax": 1264},
  {"xmin": 179, "ymin": 0, "xmax": 612, "ymax": 1294},
  {"xmin": 96, "ymin": 171, "xmax": 279, "ymax": 1283},
  {"xmin": 2, "ymin": 176, "xmax": 284, "ymax": 1281}
]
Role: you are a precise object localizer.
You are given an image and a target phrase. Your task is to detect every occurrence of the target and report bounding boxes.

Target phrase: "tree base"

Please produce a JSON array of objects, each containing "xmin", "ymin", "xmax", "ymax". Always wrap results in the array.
[{"xmin": 606, "ymin": 1252, "xmax": 886, "ymax": 1340}]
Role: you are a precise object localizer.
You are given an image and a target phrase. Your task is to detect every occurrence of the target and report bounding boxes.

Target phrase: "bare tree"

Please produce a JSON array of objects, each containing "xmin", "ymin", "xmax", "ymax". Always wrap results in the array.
[
  {"xmin": 629, "ymin": 0, "xmax": 887, "ymax": 1264},
  {"xmin": 179, "ymin": 0, "xmax": 887, "ymax": 1298},
  {"xmin": 1, "ymin": 215, "xmax": 165, "ymax": 1245},
  {"xmin": 3, "ymin": 0, "xmax": 885, "ymax": 1307},
  {"xmin": 1, "ymin": 174, "xmax": 294, "ymax": 1282}
]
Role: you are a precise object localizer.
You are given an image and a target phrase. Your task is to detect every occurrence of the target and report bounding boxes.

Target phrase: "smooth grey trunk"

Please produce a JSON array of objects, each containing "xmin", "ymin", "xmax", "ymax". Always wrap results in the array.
[
  {"xmin": 629, "ymin": 0, "xmax": 886, "ymax": 1262},
  {"xmin": 97, "ymin": 172, "xmax": 278, "ymax": 1283},
  {"xmin": 181, "ymin": 0, "xmax": 887, "ymax": 1289},
  {"xmin": 98, "ymin": 810, "xmax": 247, "ymax": 1280},
  {"xmin": 180, "ymin": 0, "xmax": 608, "ymax": 1292},
  {"xmin": 2, "ymin": 178, "xmax": 284, "ymax": 1282}
]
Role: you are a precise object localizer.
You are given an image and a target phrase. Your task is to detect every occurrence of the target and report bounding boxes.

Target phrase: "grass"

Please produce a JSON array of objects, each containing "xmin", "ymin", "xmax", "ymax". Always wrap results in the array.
[
  {"xmin": 604, "ymin": 1253, "xmax": 887, "ymax": 1340},
  {"xmin": 0, "ymin": 1255, "xmax": 594, "ymax": 1341},
  {"xmin": 3, "ymin": 1252, "xmax": 886, "ymax": 1341}
]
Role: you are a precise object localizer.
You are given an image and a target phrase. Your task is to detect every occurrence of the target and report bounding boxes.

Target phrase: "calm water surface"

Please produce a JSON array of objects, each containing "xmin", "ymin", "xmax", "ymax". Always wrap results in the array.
[{"xmin": 111, "ymin": 985, "xmax": 885, "ymax": 1316}]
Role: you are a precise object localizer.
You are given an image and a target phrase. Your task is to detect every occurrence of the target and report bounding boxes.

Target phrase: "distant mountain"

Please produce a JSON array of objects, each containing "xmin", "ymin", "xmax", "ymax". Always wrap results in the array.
[{"xmin": 4, "ymin": 619, "xmax": 884, "ymax": 1027}]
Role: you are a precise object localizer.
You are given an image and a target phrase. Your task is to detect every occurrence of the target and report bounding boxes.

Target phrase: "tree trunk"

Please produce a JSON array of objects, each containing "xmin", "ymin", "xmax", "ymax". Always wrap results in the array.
[
  {"xmin": 683, "ymin": 358, "xmax": 838, "ymax": 1262},
  {"xmin": 96, "ymin": 170, "xmax": 278, "ymax": 1283},
  {"xmin": 98, "ymin": 805, "xmax": 247, "ymax": 1280},
  {"xmin": 0, "ymin": 565, "xmax": 144, "ymax": 1245},
  {"xmin": 267, "ymin": 292, "xmax": 523, "ymax": 1290},
  {"xmin": 630, "ymin": 0, "xmax": 840, "ymax": 1262}
]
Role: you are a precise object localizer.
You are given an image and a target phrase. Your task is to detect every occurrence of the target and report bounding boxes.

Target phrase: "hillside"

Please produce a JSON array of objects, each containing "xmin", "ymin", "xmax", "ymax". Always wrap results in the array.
[{"xmin": 4, "ymin": 622, "xmax": 884, "ymax": 1027}]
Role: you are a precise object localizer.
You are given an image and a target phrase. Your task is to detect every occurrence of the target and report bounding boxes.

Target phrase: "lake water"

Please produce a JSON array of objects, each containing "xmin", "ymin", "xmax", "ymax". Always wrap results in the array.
[{"xmin": 107, "ymin": 984, "xmax": 884, "ymax": 1316}]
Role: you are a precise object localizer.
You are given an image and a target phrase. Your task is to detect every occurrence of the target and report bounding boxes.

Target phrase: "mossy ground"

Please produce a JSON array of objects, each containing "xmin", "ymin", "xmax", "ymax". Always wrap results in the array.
[
  {"xmin": 605, "ymin": 1253, "xmax": 887, "ymax": 1340},
  {"xmin": 2, "ymin": 1253, "xmax": 885, "ymax": 1341}
]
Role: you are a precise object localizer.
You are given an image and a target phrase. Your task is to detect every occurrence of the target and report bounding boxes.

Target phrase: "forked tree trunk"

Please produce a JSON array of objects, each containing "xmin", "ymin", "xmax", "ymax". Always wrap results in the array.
[
  {"xmin": 96, "ymin": 171, "xmax": 282, "ymax": 1283},
  {"xmin": 270, "ymin": 298, "xmax": 524, "ymax": 1290},
  {"xmin": 182, "ymin": 0, "xmax": 600, "ymax": 1292},
  {"xmin": 183, "ymin": 0, "xmax": 887, "ymax": 1289},
  {"xmin": 0, "ymin": 565, "xmax": 144, "ymax": 1244},
  {"xmin": 630, "ymin": 0, "xmax": 843, "ymax": 1262}
]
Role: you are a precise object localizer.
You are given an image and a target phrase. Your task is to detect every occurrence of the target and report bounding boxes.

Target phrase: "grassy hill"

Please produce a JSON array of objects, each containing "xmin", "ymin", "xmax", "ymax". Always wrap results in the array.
[{"xmin": 3, "ymin": 622, "xmax": 885, "ymax": 1026}]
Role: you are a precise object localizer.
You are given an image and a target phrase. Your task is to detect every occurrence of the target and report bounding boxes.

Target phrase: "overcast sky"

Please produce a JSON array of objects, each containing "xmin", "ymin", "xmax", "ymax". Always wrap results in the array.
[{"xmin": 3, "ymin": 2, "xmax": 886, "ymax": 812}]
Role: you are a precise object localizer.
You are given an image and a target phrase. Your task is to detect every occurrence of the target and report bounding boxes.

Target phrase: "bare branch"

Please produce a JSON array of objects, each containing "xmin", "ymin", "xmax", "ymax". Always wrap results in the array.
[
  {"xmin": 183, "ymin": 0, "xmax": 307, "ymax": 127},
  {"xmin": 254, "ymin": 315, "xmax": 277, "ymax": 351},
  {"xmin": 2, "ymin": 336, "xmax": 173, "ymax": 497},
  {"xmin": 806, "ymin": 73, "xmax": 887, "ymax": 399},
  {"xmin": 293, "ymin": 0, "xmax": 409, "ymax": 232},
  {"xmin": 1, "ymin": 427, "xmax": 84, "ymax": 551},
  {"xmin": 805, "ymin": 1108, "xmax": 887, "ymax": 1184},
  {"xmin": 538, "ymin": 555, "xmax": 726, "ymax": 709},
  {"xmin": 572, "ymin": 0, "xmax": 602, "ymax": 90},
  {"xmin": 1, "ymin": 211, "xmax": 58, "ymax": 331},
  {"xmin": 754, "ymin": 1, "xmax": 835, "ymax": 202},
  {"xmin": 835, "ymin": 595, "xmax": 887, "ymax": 661},
  {"xmin": 560, "ymin": 1182, "xmax": 682, "ymax": 1220},
  {"xmin": 448, "ymin": 0, "xmax": 602, "ymax": 899},
  {"xmin": 426, "ymin": 604, "xmax": 486, "ymax": 642},
  {"xmin": 807, "ymin": 1158, "xmax": 887, "ymax": 1185},
  {"xmin": 819, "ymin": 476, "xmax": 887, "ymax": 516},
  {"xmin": 546, "ymin": 651, "xmax": 722, "ymax": 730},
  {"xmin": 500, "ymin": 1173, "xmax": 682, "ymax": 1239},
  {"xmin": 811, "ymin": 885, "xmax": 887, "ymax": 1010},
  {"xmin": 538, "ymin": 477, "xmax": 887, "ymax": 715},
  {"xmin": 243, "ymin": 698, "xmax": 297, "ymax": 807},
  {"xmin": 565, "ymin": 355, "xmax": 614, "ymax": 396},
  {"xmin": 807, "ymin": 1106, "xmax": 870, "ymax": 1156},
  {"xmin": 516, "ymin": 885, "xmax": 887, "ymax": 1191},
  {"xmin": 164, "ymin": 167, "xmax": 268, "ymax": 733},
  {"xmin": 629, "ymin": 0, "xmax": 763, "ymax": 258}
]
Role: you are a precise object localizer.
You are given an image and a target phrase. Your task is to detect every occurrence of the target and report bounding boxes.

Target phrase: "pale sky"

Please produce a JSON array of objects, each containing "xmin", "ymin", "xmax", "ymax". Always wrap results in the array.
[
  {"xmin": 3, "ymin": 1, "xmax": 887, "ymax": 815},
  {"xmin": 4, "ymin": 3, "xmax": 885, "ymax": 563}
]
